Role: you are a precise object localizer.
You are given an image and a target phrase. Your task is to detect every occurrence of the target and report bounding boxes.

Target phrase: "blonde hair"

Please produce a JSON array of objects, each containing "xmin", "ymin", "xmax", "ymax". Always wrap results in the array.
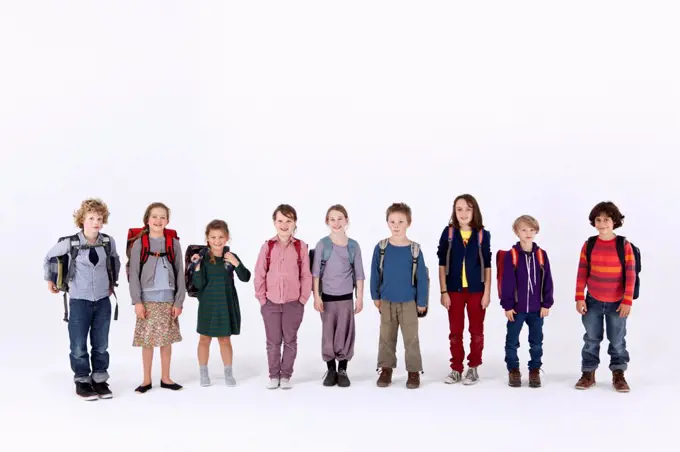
[
  {"xmin": 73, "ymin": 198, "xmax": 110, "ymax": 229},
  {"xmin": 513, "ymin": 215, "xmax": 540, "ymax": 233}
]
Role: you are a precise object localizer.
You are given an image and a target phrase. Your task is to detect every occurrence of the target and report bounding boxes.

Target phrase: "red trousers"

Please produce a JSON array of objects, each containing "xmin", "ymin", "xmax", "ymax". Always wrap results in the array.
[{"xmin": 447, "ymin": 289, "xmax": 485, "ymax": 372}]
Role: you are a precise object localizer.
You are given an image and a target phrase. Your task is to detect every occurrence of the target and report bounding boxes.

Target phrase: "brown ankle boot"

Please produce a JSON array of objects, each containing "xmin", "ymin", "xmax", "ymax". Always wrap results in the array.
[
  {"xmin": 406, "ymin": 372, "xmax": 420, "ymax": 389},
  {"xmin": 612, "ymin": 370, "xmax": 630, "ymax": 393},
  {"xmin": 508, "ymin": 369, "xmax": 521, "ymax": 387},
  {"xmin": 529, "ymin": 368, "xmax": 541, "ymax": 388},
  {"xmin": 575, "ymin": 370, "xmax": 596, "ymax": 389},
  {"xmin": 376, "ymin": 367, "xmax": 392, "ymax": 387}
]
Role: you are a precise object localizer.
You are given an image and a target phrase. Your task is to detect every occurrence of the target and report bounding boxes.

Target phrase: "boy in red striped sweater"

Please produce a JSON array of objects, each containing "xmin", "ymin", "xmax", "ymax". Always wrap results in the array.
[{"xmin": 574, "ymin": 201, "xmax": 636, "ymax": 393}]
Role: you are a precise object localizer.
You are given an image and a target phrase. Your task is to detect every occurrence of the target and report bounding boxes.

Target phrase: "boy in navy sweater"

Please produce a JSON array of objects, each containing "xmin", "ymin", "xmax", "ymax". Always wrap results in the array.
[
  {"xmin": 370, "ymin": 203, "xmax": 429, "ymax": 389},
  {"xmin": 499, "ymin": 215, "xmax": 554, "ymax": 388}
]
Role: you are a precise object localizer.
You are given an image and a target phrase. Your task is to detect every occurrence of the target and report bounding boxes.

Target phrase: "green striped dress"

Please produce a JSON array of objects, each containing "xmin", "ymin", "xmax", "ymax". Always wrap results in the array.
[{"xmin": 192, "ymin": 252, "xmax": 251, "ymax": 337}]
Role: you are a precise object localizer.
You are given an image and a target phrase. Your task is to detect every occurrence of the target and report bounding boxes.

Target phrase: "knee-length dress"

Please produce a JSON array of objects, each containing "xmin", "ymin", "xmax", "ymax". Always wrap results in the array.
[{"xmin": 192, "ymin": 252, "xmax": 251, "ymax": 337}]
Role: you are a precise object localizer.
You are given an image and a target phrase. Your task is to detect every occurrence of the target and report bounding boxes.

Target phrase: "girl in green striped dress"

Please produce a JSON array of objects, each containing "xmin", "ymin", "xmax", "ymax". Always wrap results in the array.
[{"xmin": 190, "ymin": 220, "xmax": 251, "ymax": 387}]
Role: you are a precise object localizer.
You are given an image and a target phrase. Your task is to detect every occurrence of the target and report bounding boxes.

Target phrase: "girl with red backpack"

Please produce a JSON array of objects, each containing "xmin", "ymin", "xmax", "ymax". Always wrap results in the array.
[{"xmin": 128, "ymin": 202, "xmax": 186, "ymax": 393}]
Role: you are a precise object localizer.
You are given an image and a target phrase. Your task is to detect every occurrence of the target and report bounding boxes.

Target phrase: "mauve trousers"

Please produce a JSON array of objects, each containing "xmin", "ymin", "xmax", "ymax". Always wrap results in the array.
[
  {"xmin": 320, "ymin": 299, "xmax": 355, "ymax": 362},
  {"xmin": 261, "ymin": 300, "xmax": 305, "ymax": 379}
]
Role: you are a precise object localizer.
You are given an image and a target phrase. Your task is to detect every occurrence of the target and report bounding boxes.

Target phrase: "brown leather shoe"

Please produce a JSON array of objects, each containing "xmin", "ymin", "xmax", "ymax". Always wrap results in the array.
[
  {"xmin": 612, "ymin": 370, "xmax": 630, "ymax": 393},
  {"xmin": 575, "ymin": 370, "xmax": 596, "ymax": 389},
  {"xmin": 529, "ymin": 368, "xmax": 541, "ymax": 388},
  {"xmin": 508, "ymin": 369, "xmax": 521, "ymax": 387},
  {"xmin": 376, "ymin": 367, "xmax": 392, "ymax": 387},
  {"xmin": 406, "ymin": 372, "xmax": 420, "ymax": 389}
]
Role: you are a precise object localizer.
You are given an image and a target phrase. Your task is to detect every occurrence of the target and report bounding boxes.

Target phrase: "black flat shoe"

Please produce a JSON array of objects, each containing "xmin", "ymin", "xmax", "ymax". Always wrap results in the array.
[
  {"xmin": 160, "ymin": 380, "xmax": 183, "ymax": 391},
  {"xmin": 135, "ymin": 383, "xmax": 152, "ymax": 393}
]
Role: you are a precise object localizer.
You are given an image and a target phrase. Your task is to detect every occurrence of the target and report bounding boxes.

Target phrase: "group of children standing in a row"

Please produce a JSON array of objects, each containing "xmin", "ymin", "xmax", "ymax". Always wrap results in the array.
[{"xmin": 43, "ymin": 195, "xmax": 638, "ymax": 401}]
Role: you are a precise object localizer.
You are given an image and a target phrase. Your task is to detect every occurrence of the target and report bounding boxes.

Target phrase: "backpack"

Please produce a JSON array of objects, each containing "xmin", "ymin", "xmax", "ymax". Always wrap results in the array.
[
  {"xmin": 585, "ymin": 235, "xmax": 641, "ymax": 300},
  {"xmin": 495, "ymin": 246, "xmax": 545, "ymax": 304},
  {"xmin": 309, "ymin": 236, "xmax": 359, "ymax": 295},
  {"xmin": 264, "ymin": 238, "xmax": 302, "ymax": 275},
  {"xmin": 377, "ymin": 239, "xmax": 429, "ymax": 318},
  {"xmin": 126, "ymin": 228, "xmax": 179, "ymax": 282},
  {"xmin": 444, "ymin": 225, "xmax": 486, "ymax": 283},
  {"xmin": 184, "ymin": 245, "xmax": 231, "ymax": 298},
  {"xmin": 48, "ymin": 233, "xmax": 119, "ymax": 322}
]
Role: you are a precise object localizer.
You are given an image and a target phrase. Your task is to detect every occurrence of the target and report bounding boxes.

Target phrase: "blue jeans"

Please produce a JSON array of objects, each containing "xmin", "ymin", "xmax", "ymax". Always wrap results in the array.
[
  {"xmin": 581, "ymin": 293, "xmax": 629, "ymax": 372},
  {"xmin": 504, "ymin": 312, "xmax": 543, "ymax": 371},
  {"xmin": 68, "ymin": 297, "xmax": 112, "ymax": 383}
]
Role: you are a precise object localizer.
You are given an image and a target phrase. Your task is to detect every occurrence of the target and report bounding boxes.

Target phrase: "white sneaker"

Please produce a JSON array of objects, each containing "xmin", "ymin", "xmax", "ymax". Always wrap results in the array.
[
  {"xmin": 280, "ymin": 378, "xmax": 292, "ymax": 389},
  {"xmin": 266, "ymin": 378, "xmax": 280, "ymax": 389},
  {"xmin": 463, "ymin": 367, "xmax": 479, "ymax": 385},
  {"xmin": 444, "ymin": 370, "xmax": 462, "ymax": 384}
]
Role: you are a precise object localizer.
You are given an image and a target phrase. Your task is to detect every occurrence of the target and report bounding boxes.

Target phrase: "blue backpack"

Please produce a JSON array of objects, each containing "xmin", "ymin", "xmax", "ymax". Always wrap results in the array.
[{"xmin": 310, "ymin": 236, "xmax": 359, "ymax": 295}]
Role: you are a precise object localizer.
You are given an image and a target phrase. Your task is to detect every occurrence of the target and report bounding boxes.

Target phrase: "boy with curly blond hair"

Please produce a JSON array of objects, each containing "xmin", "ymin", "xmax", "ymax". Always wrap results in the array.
[{"xmin": 43, "ymin": 198, "xmax": 121, "ymax": 401}]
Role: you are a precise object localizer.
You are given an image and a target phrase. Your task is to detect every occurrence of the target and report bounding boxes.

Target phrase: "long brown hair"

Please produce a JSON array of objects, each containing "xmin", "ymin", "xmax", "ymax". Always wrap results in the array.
[{"xmin": 449, "ymin": 194, "xmax": 484, "ymax": 229}]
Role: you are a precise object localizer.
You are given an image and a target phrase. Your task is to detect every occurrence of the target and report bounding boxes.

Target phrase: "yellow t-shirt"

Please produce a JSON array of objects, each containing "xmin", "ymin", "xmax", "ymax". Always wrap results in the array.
[{"xmin": 460, "ymin": 230, "xmax": 472, "ymax": 288}]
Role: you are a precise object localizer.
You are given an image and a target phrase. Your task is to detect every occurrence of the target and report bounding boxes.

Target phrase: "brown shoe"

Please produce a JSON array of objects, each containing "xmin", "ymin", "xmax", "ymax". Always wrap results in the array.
[
  {"xmin": 529, "ymin": 368, "xmax": 541, "ymax": 388},
  {"xmin": 406, "ymin": 372, "xmax": 420, "ymax": 389},
  {"xmin": 612, "ymin": 370, "xmax": 630, "ymax": 393},
  {"xmin": 376, "ymin": 367, "xmax": 392, "ymax": 387},
  {"xmin": 575, "ymin": 370, "xmax": 596, "ymax": 389},
  {"xmin": 508, "ymin": 369, "xmax": 521, "ymax": 387}
]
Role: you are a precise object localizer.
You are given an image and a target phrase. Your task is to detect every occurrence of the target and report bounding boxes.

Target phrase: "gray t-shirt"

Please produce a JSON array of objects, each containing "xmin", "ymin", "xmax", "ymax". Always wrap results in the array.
[{"xmin": 311, "ymin": 239, "xmax": 365, "ymax": 295}]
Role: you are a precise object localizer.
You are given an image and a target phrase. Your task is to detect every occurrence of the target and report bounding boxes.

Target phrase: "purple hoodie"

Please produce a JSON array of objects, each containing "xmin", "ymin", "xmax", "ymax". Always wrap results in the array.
[{"xmin": 500, "ymin": 242, "xmax": 554, "ymax": 313}]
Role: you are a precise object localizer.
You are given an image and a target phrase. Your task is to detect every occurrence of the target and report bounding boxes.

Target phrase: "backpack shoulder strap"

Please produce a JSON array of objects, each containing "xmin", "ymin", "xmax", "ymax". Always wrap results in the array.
[
  {"xmin": 347, "ymin": 238, "xmax": 358, "ymax": 265},
  {"xmin": 410, "ymin": 241, "xmax": 420, "ymax": 286},
  {"xmin": 615, "ymin": 235, "xmax": 627, "ymax": 267},
  {"xmin": 477, "ymin": 229, "xmax": 484, "ymax": 246},
  {"xmin": 164, "ymin": 229, "xmax": 176, "ymax": 262},
  {"xmin": 535, "ymin": 247, "xmax": 545, "ymax": 267},
  {"xmin": 320, "ymin": 236, "xmax": 333, "ymax": 263},
  {"xmin": 293, "ymin": 239, "xmax": 302, "ymax": 274},
  {"xmin": 509, "ymin": 247, "xmax": 519, "ymax": 268},
  {"xmin": 265, "ymin": 239, "xmax": 276, "ymax": 272},
  {"xmin": 585, "ymin": 236, "xmax": 598, "ymax": 275}
]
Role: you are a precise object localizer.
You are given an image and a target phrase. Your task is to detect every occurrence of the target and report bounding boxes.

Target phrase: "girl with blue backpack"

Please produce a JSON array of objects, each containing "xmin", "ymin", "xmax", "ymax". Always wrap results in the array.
[{"xmin": 311, "ymin": 205, "xmax": 366, "ymax": 387}]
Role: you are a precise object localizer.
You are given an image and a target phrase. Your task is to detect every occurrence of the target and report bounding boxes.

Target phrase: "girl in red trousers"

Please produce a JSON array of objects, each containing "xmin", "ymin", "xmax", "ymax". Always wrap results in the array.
[
  {"xmin": 437, "ymin": 194, "xmax": 492, "ymax": 386},
  {"xmin": 253, "ymin": 204, "xmax": 313, "ymax": 390}
]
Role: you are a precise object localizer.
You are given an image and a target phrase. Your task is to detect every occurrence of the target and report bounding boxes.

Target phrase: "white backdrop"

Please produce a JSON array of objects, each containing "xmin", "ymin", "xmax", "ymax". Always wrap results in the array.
[{"xmin": 1, "ymin": 1, "xmax": 678, "ymax": 451}]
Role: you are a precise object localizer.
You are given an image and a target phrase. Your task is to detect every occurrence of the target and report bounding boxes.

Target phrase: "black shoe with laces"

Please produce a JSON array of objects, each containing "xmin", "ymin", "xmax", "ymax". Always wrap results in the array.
[
  {"xmin": 323, "ymin": 369, "xmax": 338, "ymax": 386},
  {"xmin": 93, "ymin": 381, "xmax": 113, "ymax": 399},
  {"xmin": 337, "ymin": 369, "xmax": 351, "ymax": 387},
  {"xmin": 75, "ymin": 382, "xmax": 99, "ymax": 401}
]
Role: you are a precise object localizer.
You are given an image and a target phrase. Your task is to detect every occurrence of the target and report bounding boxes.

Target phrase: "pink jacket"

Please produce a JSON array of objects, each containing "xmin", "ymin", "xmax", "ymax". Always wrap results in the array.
[{"xmin": 254, "ymin": 236, "xmax": 313, "ymax": 306}]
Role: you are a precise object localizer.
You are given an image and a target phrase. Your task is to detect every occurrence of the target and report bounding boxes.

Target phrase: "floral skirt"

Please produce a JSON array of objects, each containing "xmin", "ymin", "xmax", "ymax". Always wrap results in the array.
[{"xmin": 133, "ymin": 302, "xmax": 182, "ymax": 347}]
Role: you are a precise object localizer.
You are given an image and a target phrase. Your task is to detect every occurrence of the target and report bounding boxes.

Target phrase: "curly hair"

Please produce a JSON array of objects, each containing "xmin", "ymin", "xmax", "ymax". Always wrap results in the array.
[
  {"xmin": 73, "ymin": 198, "xmax": 110, "ymax": 229},
  {"xmin": 589, "ymin": 201, "xmax": 625, "ymax": 229}
]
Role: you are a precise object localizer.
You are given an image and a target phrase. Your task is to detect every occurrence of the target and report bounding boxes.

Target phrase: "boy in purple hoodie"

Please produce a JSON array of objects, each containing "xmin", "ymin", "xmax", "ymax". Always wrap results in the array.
[{"xmin": 499, "ymin": 215, "xmax": 554, "ymax": 388}]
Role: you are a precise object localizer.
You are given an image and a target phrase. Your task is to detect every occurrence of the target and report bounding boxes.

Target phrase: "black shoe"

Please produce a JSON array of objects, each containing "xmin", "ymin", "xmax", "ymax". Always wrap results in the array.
[
  {"xmin": 337, "ymin": 369, "xmax": 351, "ymax": 387},
  {"xmin": 160, "ymin": 380, "xmax": 183, "ymax": 391},
  {"xmin": 93, "ymin": 381, "xmax": 113, "ymax": 399},
  {"xmin": 323, "ymin": 369, "xmax": 338, "ymax": 386},
  {"xmin": 135, "ymin": 383, "xmax": 152, "ymax": 393},
  {"xmin": 75, "ymin": 382, "xmax": 99, "ymax": 401}
]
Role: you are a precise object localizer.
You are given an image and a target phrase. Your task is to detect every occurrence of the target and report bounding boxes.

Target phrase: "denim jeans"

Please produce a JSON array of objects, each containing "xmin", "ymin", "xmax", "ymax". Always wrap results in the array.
[
  {"xmin": 581, "ymin": 293, "xmax": 629, "ymax": 372},
  {"xmin": 504, "ymin": 312, "xmax": 544, "ymax": 371},
  {"xmin": 68, "ymin": 297, "xmax": 112, "ymax": 383}
]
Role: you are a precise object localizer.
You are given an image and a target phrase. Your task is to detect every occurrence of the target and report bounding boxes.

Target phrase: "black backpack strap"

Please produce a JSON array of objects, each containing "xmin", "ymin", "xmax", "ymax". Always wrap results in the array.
[
  {"xmin": 615, "ymin": 235, "xmax": 627, "ymax": 289},
  {"xmin": 62, "ymin": 234, "xmax": 81, "ymax": 322},
  {"xmin": 585, "ymin": 236, "xmax": 598, "ymax": 277},
  {"xmin": 100, "ymin": 234, "xmax": 119, "ymax": 321}
]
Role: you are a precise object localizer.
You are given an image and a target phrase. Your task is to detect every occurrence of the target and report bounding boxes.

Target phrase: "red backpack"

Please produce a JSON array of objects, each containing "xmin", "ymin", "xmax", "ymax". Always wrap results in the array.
[
  {"xmin": 126, "ymin": 228, "xmax": 179, "ymax": 281},
  {"xmin": 264, "ymin": 238, "xmax": 302, "ymax": 275},
  {"xmin": 496, "ymin": 246, "xmax": 545, "ymax": 302}
]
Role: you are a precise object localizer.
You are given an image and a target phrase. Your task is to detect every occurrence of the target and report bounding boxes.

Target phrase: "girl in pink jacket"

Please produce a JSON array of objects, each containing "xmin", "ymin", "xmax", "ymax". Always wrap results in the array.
[{"xmin": 254, "ymin": 204, "xmax": 313, "ymax": 389}]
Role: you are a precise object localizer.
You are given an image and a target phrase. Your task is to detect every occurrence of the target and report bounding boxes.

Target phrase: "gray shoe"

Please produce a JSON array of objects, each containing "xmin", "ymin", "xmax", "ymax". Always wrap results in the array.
[
  {"xmin": 224, "ymin": 367, "xmax": 236, "ymax": 387},
  {"xmin": 444, "ymin": 370, "xmax": 462, "ymax": 384},
  {"xmin": 462, "ymin": 367, "xmax": 479, "ymax": 385},
  {"xmin": 200, "ymin": 366, "xmax": 211, "ymax": 387}
]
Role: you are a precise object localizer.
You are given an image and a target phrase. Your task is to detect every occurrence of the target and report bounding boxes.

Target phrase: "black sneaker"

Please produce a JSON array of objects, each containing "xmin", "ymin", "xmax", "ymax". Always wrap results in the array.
[
  {"xmin": 323, "ymin": 369, "xmax": 338, "ymax": 386},
  {"xmin": 75, "ymin": 382, "xmax": 99, "ymax": 401},
  {"xmin": 337, "ymin": 369, "xmax": 351, "ymax": 387},
  {"xmin": 93, "ymin": 381, "xmax": 113, "ymax": 399}
]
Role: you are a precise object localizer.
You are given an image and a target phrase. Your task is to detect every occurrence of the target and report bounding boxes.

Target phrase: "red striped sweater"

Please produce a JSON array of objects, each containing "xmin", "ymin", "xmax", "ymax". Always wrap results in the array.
[{"xmin": 575, "ymin": 236, "xmax": 636, "ymax": 306}]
